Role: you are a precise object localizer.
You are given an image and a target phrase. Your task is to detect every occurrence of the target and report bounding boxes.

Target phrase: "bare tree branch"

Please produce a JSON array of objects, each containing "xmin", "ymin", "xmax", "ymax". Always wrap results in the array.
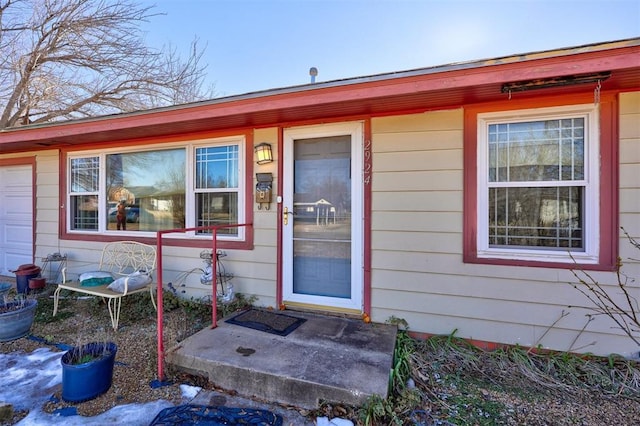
[
  {"xmin": 0, "ymin": 0, "xmax": 214, "ymax": 128},
  {"xmin": 569, "ymin": 229, "xmax": 640, "ymax": 347}
]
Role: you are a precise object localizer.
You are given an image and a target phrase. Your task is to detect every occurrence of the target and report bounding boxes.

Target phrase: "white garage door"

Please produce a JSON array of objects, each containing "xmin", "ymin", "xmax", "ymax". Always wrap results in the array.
[{"xmin": 0, "ymin": 165, "xmax": 33, "ymax": 277}]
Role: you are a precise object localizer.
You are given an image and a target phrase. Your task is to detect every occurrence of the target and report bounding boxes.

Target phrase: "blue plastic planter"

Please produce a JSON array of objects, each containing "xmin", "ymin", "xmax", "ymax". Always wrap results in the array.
[
  {"xmin": 0, "ymin": 282, "xmax": 11, "ymax": 299},
  {"xmin": 61, "ymin": 342, "xmax": 118, "ymax": 402}
]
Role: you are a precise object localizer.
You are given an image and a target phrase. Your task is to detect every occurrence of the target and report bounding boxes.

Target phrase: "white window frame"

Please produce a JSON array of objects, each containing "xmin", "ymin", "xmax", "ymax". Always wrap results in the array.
[
  {"xmin": 190, "ymin": 137, "xmax": 245, "ymax": 240},
  {"xmin": 66, "ymin": 136, "xmax": 246, "ymax": 240},
  {"xmin": 68, "ymin": 156, "xmax": 100, "ymax": 231},
  {"xmin": 476, "ymin": 104, "xmax": 600, "ymax": 264},
  {"xmin": 282, "ymin": 121, "xmax": 364, "ymax": 310}
]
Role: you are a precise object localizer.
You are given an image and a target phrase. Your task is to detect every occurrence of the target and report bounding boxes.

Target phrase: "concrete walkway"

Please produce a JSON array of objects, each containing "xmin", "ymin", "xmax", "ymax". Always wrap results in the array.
[{"xmin": 167, "ymin": 309, "xmax": 397, "ymax": 410}]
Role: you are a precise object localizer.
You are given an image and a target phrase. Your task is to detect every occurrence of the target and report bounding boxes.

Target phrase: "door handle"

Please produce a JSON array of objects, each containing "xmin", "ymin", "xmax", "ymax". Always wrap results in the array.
[{"xmin": 283, "ymin": 207, "xmax": 295, "ymax": 225}]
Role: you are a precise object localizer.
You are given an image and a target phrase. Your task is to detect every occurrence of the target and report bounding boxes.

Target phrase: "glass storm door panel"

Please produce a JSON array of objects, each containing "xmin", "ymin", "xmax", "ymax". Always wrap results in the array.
[{"xmin": 283, "ymin": 123, "xmax": 363, "ymax": 311}]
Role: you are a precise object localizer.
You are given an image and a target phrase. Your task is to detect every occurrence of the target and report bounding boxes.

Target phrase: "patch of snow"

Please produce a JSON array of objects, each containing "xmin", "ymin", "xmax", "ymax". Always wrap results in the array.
[
  {"xmin": 317, "ymin": 416, "xmax": 354, "ymax": 426},
  {"xmin": 180, "ymin": 384, "xmax": 201, "ymax": 400},
  {"xmin": 0, "ymin": 348, "xmax": 174, "ymax": 426}
]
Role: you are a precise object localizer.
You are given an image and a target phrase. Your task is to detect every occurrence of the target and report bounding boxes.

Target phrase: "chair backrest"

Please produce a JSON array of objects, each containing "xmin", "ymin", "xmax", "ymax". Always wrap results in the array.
[{"xmin": 99, "ymin": 241, "xmax": 157, "ymax": 277}]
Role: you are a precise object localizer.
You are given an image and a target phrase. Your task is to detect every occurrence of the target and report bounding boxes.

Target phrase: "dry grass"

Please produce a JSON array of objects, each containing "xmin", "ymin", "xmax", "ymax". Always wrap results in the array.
[{"xmin": 359, "ymin": 330, "xmax": 640, "ymax": 425}]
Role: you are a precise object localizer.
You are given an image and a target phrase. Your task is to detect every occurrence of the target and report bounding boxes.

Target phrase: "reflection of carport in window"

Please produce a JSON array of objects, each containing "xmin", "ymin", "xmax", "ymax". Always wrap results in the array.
[{"xmin": 294, "ymin": 198, "xmax": 336, "ymax": 226}]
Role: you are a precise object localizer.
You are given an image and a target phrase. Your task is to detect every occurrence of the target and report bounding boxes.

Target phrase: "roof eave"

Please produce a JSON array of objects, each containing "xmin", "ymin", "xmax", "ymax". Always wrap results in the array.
[{"xmin": 1, "ymin": 38, "xmax": 639, "ymax": 152}]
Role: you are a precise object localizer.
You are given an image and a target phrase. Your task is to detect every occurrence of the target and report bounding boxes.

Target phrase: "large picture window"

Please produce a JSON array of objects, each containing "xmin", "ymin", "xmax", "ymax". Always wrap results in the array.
[
  {"xmin": 476, "ymin": 105, "xmax": 599, "ymax": 264},
  {"xmin": 106, "ymin": 149, "xmax": 186, "ymax": 232},
  {"xmin": 67, "ymin": 137, "xmax": 245, "ymax": 240}
]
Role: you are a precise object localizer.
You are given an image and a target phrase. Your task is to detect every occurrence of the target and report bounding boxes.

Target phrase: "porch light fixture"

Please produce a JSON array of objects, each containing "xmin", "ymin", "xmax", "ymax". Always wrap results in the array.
[
  {"xmin": 501, "ymin": 71, "xmax": 611, "ymax": 93},
  {"xmin": 254, "ymin": 142, "xmax": 273, "ymax": 165}
]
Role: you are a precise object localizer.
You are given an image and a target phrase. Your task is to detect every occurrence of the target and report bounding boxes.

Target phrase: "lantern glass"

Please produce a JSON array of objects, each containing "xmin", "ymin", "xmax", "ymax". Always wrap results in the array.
[{"xmin": 255, "ymin": 143, "xmax": 273, "ymax": 164}]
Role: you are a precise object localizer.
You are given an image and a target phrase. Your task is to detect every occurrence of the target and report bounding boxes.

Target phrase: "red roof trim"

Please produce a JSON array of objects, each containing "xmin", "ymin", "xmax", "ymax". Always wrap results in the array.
[
  {"xmin": 0, "ymin": 42, "xmax": 636, "ymax": 158},
  {"xmin": 1, "ymin": 44, "xmax": 638, "ymax": 147}
]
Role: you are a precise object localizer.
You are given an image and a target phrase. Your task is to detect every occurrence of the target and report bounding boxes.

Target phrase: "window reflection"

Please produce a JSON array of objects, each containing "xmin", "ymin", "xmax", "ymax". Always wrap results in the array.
[
  {"xmin": 293, "ymin": 136, "xmax": 351, "ymax": 240},
  {"xmin": 69, "ymin": 157, "xmax": 99, "ymax": 231},
  {"xmin": 68, "ymin": 139, "xmax": 244, "ymax": 238},
  {"xmin": 489, "ymin": 119, "xmax": 584, "ymax": 182},
  {"xmin": 106, "ymin": 149, "xmax": 186, "ymax": 232},
  {"xmin": 487, "ymin": 117, "xmax": 585, "ymax": 250},
  {"xmin": 71, "ymin": 195, "xmax": 98, "ymax": 230},
  {"xmin": 292, "ymin": 135, "xmax": 352, "ymax": 298},
  {"xmin": 489, "ymin": 180, "xmax": 584, "ymax": 249}
]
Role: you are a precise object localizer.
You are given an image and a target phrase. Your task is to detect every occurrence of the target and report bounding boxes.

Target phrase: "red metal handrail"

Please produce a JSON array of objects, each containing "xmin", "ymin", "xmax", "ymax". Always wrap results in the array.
[{"xmin": 155, "ymin": 223, "xmax": 251, "ymax": 382}]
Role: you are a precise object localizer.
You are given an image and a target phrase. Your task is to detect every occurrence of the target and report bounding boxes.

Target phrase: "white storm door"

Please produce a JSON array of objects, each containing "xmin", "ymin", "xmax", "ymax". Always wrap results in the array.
[
  {"xmin": 0, "ymin": 165, "xmax": 33, "ymax": 276},
  {"xmin": 282, "ymin": 122, "xmax": 363, "ymax": 311}
]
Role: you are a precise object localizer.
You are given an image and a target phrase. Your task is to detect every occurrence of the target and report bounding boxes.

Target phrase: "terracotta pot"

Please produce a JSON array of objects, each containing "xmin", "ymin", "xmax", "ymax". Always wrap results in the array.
[{"xmin": 29, "ymin": 278, "xmax": 46, "ymax": 289}]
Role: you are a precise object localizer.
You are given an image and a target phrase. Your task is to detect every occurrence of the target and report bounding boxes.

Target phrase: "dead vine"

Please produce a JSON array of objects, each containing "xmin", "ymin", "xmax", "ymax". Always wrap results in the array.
[{"xmin": 569, "ymin": 228, "xmax": 640, "ymax": 348}]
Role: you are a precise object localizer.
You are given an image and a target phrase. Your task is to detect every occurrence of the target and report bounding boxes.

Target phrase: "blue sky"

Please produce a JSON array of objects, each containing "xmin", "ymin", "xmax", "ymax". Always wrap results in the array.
[{"xmin": 139, "ymin": 0, "xmax": 640, "ymax": 97}]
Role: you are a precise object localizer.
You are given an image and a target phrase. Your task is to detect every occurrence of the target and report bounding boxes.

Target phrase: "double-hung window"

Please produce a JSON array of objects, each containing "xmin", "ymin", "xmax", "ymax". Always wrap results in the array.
[
  {"xmin": 69, "ymin": 157, "xmax": 100, "ymax": 230},
  {"xmin": 195, "ymin": 145, "xmax": 240, "ymax": 236},
  {"xmin": 476, "ymin": 104, "xmax": 599, "ymax": 264},
  {"xmin": 66, "ymin": 136, "xmax": 245, "ymax": 240}
]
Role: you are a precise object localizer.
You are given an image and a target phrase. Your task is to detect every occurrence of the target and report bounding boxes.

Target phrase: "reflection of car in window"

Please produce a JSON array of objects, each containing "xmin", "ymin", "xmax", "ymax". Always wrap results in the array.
[{"xmin": 108, "ymin": 206, "xmax": 139, "ymax": 223}]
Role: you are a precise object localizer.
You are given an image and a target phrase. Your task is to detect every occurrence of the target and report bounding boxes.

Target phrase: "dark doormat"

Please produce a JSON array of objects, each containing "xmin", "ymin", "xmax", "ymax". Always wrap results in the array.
[
  {"xmin": 149, "ymin": 404, "xmax": 283, "ymax": 425},
  {"xmin": 226, "ymin": 309, "xmax": 306, "ymax": 336}
]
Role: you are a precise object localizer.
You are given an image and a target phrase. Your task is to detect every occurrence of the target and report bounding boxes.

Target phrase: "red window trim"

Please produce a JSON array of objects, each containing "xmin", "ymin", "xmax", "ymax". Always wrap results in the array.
[
  {"xmin": 59, "ymin": 131, "xmax": 255, "ymax": 250},
  {"xmin": 463, "ymin": 93, "xmax": 618, "ymax": 271}
]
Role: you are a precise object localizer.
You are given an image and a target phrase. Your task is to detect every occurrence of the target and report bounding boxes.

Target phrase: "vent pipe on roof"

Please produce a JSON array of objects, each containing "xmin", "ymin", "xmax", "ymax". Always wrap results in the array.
[{"xmin": 309, "ymin": 67, "xmax": 318, "ymax": 84}]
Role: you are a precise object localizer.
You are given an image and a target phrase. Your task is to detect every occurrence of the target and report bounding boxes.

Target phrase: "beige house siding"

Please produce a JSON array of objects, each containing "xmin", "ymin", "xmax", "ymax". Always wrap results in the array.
[
  {"xmin": 236, "ymin": 127, "xmax": 279, "ymax": 305},
  {"xmin": 370, "ymin": 100, "xmax": 640, "ymax": 358},
  {"xmin": 34, "ymin": 151, "xmax": 61, "ymax": 265},
  {"xmin": 1, "ymin": 90, "xmax": 637, "ymax": 357},
  {"xmin": 618, "ymin": 91, "xmax": 640, "ymax": 353},
  {"xmin": 620, "ymin": 92, "xmax": 640, "ymax": 248}
]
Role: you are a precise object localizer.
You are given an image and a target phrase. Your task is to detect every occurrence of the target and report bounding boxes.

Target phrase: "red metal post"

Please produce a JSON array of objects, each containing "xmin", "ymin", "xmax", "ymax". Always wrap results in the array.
[
  {"xmin": 211, "ymin": 228, "xmax": 218, "ymax": 328},
  {"xmin": 155, "ymin": 223, "xmax": 250, "ymax": 382},
  {"xmin": 156, "ymin": 232, "xmax": 165, "ymax": 382}
]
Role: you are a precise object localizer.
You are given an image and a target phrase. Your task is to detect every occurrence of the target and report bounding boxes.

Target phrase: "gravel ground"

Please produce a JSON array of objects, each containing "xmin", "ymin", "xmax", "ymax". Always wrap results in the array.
[
  {"xmin": 0, "ymin": 290, "xmax": 190, "ymax": 422},
  {"xmin": 1, "ymin": 286, "xmax": 639, "ymax": 425}
]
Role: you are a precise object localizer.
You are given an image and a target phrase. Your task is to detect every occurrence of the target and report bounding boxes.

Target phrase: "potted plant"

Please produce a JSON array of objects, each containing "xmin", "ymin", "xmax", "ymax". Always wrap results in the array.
[
  {"xmin": 61, "ymin": 341, "xmax": 118, "ymax": 402},
  {"xmin": 0, "ymin": 294, "xmax": 38, "ymax": 342}
]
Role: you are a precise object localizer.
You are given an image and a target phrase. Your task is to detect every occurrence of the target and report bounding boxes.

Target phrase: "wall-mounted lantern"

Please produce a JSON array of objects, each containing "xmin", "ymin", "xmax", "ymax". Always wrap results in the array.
[{"xmin": 254, "ymin": 143, "xmax": 273, "ymax": 165}]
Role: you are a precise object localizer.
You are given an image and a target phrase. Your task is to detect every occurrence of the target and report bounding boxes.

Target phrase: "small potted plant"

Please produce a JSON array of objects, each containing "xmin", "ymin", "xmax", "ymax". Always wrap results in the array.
[
  {"xmin": 61, "ymin": 341, "xmax": 118, "ymax": 402},
  {"xmin": 0, "ymin": 290, "xmax": 38, "ymax": 342}
]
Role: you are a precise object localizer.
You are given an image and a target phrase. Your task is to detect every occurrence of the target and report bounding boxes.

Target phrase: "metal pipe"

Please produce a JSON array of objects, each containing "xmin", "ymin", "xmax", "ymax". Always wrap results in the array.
[
  {"xmin": 156, "ymin": 232, "xmax": 164, "ymax": 381},
  {"xmin": 211, "ymin": 228, "xmax": 218, "ymax": 328},
  {"xmin": 155, "ymin": 223, "xmax": 251, "ymax": 382}
]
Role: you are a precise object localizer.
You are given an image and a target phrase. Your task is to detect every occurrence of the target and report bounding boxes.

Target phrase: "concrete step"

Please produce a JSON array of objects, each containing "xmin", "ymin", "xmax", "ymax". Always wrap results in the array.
[{"xmin": 166, "ymin": 310, "xmax": 397, "ymax": 409}]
